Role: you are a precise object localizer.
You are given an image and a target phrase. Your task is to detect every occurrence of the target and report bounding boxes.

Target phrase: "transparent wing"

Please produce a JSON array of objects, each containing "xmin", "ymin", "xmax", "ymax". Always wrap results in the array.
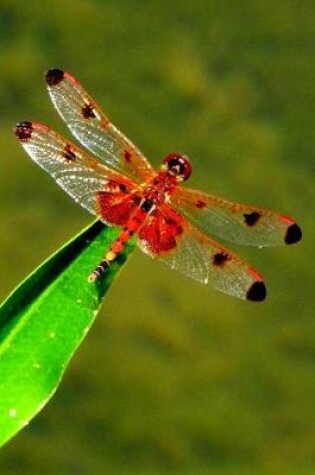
[
  {"xmin": 44, "ymin": 68, "xmax": 154, "ymax": 183},
  {"xmin": 171, "ymin": 187, "xmax": 302, "ymax": 247},
  {"xmin": 137, "ymin": 204, "xmax": 266, "ymax": 301},
  {"xmin": 14, "ymin": 121, "xmax": 139, "ymax": 222}
]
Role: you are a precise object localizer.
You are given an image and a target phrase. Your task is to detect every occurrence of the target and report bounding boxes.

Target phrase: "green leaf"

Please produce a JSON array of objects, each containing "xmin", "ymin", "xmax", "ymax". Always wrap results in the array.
[{"xmin": 0, "ymin": 220, "xmax": 135, "ymax": 448}]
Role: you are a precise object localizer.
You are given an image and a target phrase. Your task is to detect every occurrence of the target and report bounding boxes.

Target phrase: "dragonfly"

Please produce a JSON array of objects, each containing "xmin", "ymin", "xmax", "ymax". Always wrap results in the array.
[{"xmin": 14, "ymin": 69, "xmax": 302, "ymax": 302}]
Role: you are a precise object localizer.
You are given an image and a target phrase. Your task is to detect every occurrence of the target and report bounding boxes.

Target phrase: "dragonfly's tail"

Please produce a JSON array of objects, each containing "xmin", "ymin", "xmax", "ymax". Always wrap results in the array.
[
  {"xmin": 88, "ymin": 245, "xmax": 120, "ymax": 282},
  {"xmin": 88, "ymin": 257, "xmax": 112, "ymax": 282}
]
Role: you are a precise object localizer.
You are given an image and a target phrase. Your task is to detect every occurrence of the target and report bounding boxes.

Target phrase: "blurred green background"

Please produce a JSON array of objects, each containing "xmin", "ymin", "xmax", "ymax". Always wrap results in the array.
[{"xmin": 0, "ymin": 1, "xmax": 314, "ymax": 474}]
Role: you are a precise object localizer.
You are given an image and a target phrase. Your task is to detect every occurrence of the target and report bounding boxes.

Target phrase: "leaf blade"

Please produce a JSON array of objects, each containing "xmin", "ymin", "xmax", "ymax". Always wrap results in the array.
[{"xmin": 0, "ymin": 220, "xmax": 135, "ymax": 447}]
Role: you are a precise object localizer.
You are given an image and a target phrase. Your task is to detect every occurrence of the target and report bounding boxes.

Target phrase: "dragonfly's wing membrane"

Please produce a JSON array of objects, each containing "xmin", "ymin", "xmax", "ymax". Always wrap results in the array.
[
  {"xmin": 172, "ymin": 187, "xmax": 302, "ymax": 247},
  {"xmin": 137, "ymin": 204, "xmax": 266, "ymax": 301},
  {"xmin": 44, "ymin": 69, "xmax": 154, "ymax": 183},
  {"xmin": 14, "ymin": 121, "xmax": 138, "ymax": 222}
]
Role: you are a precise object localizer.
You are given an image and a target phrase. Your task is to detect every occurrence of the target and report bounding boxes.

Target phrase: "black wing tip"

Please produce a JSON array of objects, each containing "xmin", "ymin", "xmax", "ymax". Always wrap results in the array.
[
  {"xmin": 285, "ymin": 223, "xmax": 302, "ymax": 245},
  {"xmin": 45, "ymin": 68, "xmax": 65, "ymax": 87},
  {"xmin": 14, "ymin": 121, "xmax": 33, "ymax": 141},
  {"xmin": 246, "ymin": 281, "xmax": 267, "ymax": 302}
]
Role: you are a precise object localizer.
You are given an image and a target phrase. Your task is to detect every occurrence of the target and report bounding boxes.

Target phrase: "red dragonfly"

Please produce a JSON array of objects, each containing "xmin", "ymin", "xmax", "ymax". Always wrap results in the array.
[{"xmin": 14, "ymin": 69, "xmax": 302, "ymax": 302}]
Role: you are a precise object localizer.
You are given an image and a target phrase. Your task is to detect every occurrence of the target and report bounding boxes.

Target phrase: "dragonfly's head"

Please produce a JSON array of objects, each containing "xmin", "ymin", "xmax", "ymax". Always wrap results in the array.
[{"xmin": 162, "ymin": 153, "xmax": 192, "ymax": 182}]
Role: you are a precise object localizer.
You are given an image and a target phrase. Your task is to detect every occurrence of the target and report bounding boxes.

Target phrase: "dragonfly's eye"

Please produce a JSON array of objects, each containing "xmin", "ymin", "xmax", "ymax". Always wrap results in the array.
[{"xmin": 163, "ymin": 153, "xmax": 192, "ymax": 181}]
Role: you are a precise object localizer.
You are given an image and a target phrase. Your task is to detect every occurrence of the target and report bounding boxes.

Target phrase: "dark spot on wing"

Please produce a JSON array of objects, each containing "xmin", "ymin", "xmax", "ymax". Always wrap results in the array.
[
  {"xmin": 124, "ymin": 150, "xmax": 132, "ymax": 162},
  {"xmin": 14, "ymin": 121, "xmax": 33, "ymax": 141},
  {"xmin": 212, "ymin": 252, "xmax": 231, "ymax": 267},
  {"xmin": 285, "ymin": 223, "xmax": 302, "ymax": 244},
  {"xmin": 163, "ymin": 216, "xmax": 183, "ymax": 235},
  {"xmin": 63, "ymin": 144, "xmax": 76, "ymax": 162},
  {"xmin": 244, "ymin": 211, "xmax": 261, "ymax": 226},
  {"xmin": 165, "ymin": 217, "xmax": 176, "ymax": 225},
  {"xmin": 82, "ymin": 103, "xmax": 96, "ymax": 119},
  {"xmin": 45, "ymin": 69, "xmax": 65, "ymax": 86},
  {"xmin": 195, "ymin": 200, "xmax": 207, "ymax": 209},
  {"xmin": 246, "ymin": 281, "xmax": 266, "ymax": 302},
  {"xmin": 119, "ymin": 183, "xmax": 128, "ymax": 193}
]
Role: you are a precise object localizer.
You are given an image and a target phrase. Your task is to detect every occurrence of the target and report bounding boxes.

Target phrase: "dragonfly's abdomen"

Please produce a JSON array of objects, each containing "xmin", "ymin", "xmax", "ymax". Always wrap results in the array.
[
  {"xmin": 88, "ymin": 199, "xmax": 153, "ymax": 282},
  {"xmin": 110, "ymin": 200, "xmax": 153, "ymax": 254}
]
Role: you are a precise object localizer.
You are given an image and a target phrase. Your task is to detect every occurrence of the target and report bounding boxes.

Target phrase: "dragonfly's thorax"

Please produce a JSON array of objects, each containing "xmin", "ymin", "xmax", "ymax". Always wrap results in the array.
[{"xmin": 144, "ymin": 171, "xmax": 177, "ymax": 205}]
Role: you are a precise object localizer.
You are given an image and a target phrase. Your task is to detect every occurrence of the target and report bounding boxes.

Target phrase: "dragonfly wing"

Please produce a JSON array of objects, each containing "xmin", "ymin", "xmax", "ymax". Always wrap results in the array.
[
  {"xmin": 137, "ymin": 204, "xmax": 266, "ymax": 301},
  {"xmin": 172, "ymin": 187, "xmax": 302, "ymax": 247},
  {"xmin": 14, "ymin": 121, "xmax": 140, "ymax": 224},
  {"xmin": 44, "ymin": 69, "xmax": 154, "ymax": 183}
]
